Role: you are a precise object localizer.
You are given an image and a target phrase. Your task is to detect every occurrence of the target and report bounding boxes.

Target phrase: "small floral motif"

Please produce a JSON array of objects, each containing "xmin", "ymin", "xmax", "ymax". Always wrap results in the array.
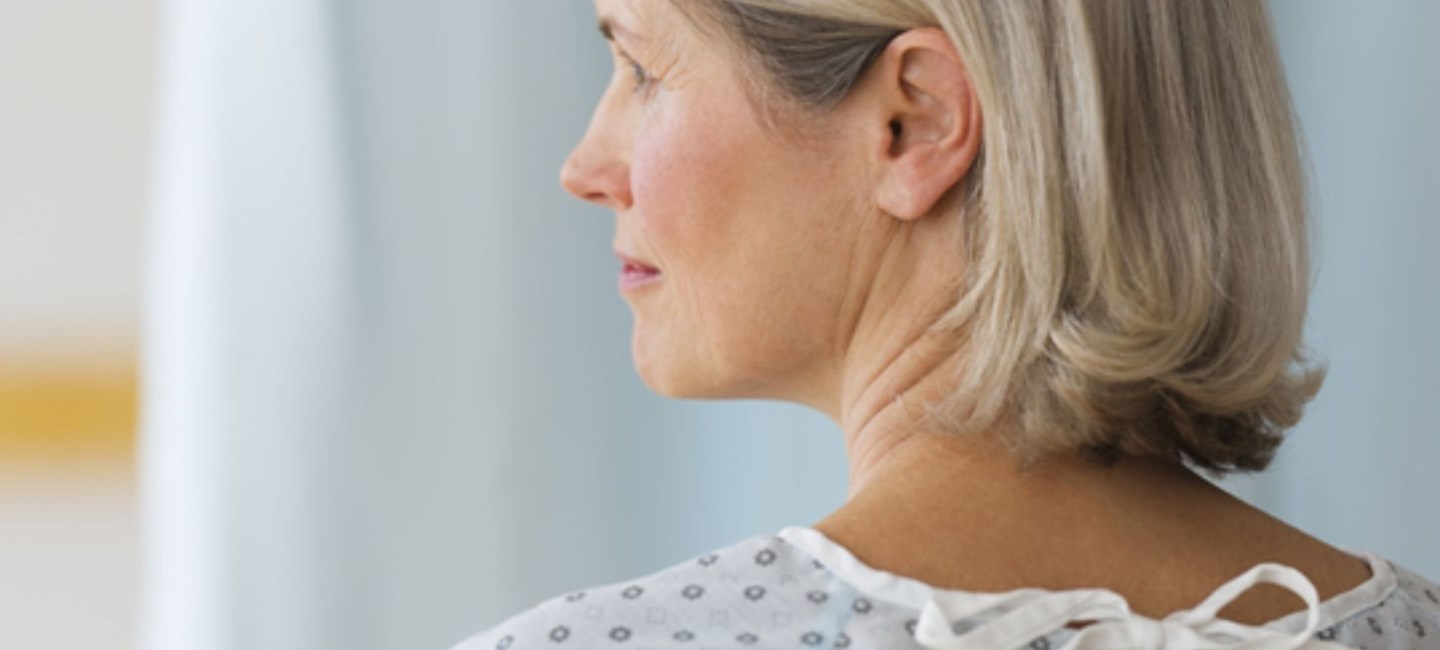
[
  {"xmin": 754, "ymin": 549, "xmax": 778, "ymax": 566},
  {"xmin": 564, "ymin": 591, "xmax": 586, "ymax": 602},
  {"xmin": 805, "ymin": 590, "xmax": 828, "ymax": 604},
  {"xmin": 852, "ymin": 598, "xmax": 873, "ymax": 614},
  {"xmin": 609, "ymin": 626, "xmax": 632, "ymax": 642},
  {"xmin": 904, "ymin": 619, "xmax": 918, "ymax": 636},
  {"xmin": 697, "ymin": 554, "xmax": 720, "ymax": 567},
  {"xmin": 1427, "ymin": 589, "xmax": 1439, "ymax": 605},
  {"xmin": 620, "ymin": 585, "xmax": 644, "ymax": 600},
  {"xmin": 812, "ymin": 559, "xmax": 824, "ymax": 570},
  {"xmin": 681, "ymin": 584, "xmax": 705, "ymax": 600},
  {"xmin": 834, "ymin": 632, "xmax": 851, "ymax": 648},
  {"xmin": 495, "ymin": 634, "xmax": 514, "ymax": 650},
  {"xmin": 800, "ymin": 631, "xmax": 824, "ymax": 646},
  {"xmin": 1317, "ymin": 626, "xmax": 1337, "ymax": 640},
  {"xmin": 736, "ymin": 632, "xmax": 759, "ymax": 645},
  {"xmin": 1029, "ymin": 636, "xmax": 1051, "ymax": 650},
  {"xmin": 549, "ymin": 625, "xmax": 571, "ymax": 643},
  {"xmin": 951, "ymin": 619, "xmax": 978, "ymax": 635},
  {"xmin": 1367, "ymin": 616, "xmax": 1383, "ymax": 635},
  {"xmin": 1415, "ymin": 620, "xmax": 1427, "ymax": 638},
  {"xmin": 673, "ymin": 630, "xmax": 696, "ymax": 642},
  {"xmin": 743, "ymin": 585, "xmax": 767, "ymax": 601}
]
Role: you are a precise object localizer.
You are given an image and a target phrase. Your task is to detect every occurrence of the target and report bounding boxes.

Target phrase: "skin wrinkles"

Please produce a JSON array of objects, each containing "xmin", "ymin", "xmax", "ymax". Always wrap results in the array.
[{"xmin": 562, "ymin": 0, "xmax": 1374, "ymax": 628}]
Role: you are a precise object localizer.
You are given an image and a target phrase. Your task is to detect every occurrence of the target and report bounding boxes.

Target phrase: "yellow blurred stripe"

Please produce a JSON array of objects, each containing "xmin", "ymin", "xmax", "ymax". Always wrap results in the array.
[{"xmin": 0, "ymin": 360, "xmax": 137, "ymax": 458}]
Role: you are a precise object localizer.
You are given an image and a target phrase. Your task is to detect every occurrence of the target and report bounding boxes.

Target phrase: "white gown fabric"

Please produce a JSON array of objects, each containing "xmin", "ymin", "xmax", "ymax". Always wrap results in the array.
[{"xmin": 452, "ymin": 526, "xmax": 1440, "ymax": 649}]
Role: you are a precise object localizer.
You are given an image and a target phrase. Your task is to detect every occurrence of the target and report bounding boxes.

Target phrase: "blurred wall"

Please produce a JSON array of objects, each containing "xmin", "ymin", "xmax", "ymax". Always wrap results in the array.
[
  {"xmin": 0, "ymin": 0, "xmax": 153, "ymax": 648},
  {"xmin": 1257, "ymin": 0, "xmax": 1440, "ymax": 574}
]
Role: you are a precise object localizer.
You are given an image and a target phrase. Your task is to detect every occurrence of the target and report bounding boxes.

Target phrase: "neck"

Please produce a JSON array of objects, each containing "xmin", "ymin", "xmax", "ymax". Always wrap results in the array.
[
  {"xmin": 834, "ymin": 330, "xmax": 970, "ymax": 499},
  {"xmin": 814, "ymin": 425, "xmax": 1233, "ymax": 585},
  {"xmin": 825, "ymin": 205, "xmax": 970, "ymax": 498}
]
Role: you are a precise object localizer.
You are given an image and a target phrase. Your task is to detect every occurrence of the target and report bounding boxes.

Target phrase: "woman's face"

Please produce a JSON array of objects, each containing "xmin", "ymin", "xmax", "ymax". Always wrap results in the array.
[{"xmin": 561, "ymin": 0, "xmax": 867, "ymax": 404}]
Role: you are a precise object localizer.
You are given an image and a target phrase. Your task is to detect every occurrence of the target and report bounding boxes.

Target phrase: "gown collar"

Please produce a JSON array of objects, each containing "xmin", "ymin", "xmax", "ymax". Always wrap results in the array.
[{"xmin": 777, "ymin": 525, "xmax": 1396, "ymax": 650}]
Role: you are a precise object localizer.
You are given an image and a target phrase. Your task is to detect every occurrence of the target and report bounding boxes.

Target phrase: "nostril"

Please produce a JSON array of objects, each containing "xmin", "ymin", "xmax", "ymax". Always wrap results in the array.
[{"xmin": 559, "ymin": 151, "xmax": 631, "ymax": 210}]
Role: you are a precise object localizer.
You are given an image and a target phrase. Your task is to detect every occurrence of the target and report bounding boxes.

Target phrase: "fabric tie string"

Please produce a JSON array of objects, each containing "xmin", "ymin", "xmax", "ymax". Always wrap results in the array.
[{"xmin": 913, "ymin": 562, "xmax": 1351, "ymax": 650}]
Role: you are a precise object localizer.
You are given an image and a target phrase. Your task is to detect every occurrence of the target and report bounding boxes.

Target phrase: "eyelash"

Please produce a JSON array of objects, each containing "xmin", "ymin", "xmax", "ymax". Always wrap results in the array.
[{"xmin": 617, "ymin": 52, "xmax": 655, "ymax": 95}]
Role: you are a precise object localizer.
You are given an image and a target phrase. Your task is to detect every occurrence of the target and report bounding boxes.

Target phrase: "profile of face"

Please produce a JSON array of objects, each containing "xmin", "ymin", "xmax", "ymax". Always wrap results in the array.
[
  {"xmin": 559, "ymin": 0, "xmax": 855, "ymax": 405},
  {"xmin": 561, "ymin": 0, "xmax": 979, "ymax": 411}
]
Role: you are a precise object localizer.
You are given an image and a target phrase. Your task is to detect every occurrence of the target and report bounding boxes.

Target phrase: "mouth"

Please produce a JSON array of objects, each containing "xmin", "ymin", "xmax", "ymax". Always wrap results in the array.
[
  {"xmin": 615, "ymin": 249, "xmax": 660, "ymax": 272},
  {"xmin": 615, "ymin": 249, "xmax": 662, "ymax": 290}
]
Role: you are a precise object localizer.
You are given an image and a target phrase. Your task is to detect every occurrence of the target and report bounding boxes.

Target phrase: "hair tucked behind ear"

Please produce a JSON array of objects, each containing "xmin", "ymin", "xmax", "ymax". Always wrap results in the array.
[{"xmin": 673, "ymin": 0, "xmax": 1325, "ymax": 478}]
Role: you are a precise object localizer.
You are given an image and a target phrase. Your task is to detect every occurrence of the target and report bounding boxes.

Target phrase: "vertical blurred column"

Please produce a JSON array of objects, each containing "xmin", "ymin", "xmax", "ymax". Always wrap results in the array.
[{"xmin": 141, "ymin": 0, "xmax": 354, "ymax": 648}]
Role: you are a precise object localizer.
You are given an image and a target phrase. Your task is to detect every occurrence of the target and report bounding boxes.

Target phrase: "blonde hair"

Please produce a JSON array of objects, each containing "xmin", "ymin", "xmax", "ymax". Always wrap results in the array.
[{"xmin": 675, "ymin": 0, "xmax": 1325, "ymax": 476}]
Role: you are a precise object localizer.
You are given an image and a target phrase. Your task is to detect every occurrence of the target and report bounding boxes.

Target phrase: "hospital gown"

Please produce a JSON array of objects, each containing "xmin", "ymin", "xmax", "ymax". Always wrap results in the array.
[{"xmin": 451, "ymin": 525, "xmax": 1440, "ymax": 649}]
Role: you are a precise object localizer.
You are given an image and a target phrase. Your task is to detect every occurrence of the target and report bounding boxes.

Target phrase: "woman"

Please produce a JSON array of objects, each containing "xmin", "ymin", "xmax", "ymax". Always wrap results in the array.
[{"xmin": 455, "ymin": 0, "xmax": 1440, "ymax": 648}]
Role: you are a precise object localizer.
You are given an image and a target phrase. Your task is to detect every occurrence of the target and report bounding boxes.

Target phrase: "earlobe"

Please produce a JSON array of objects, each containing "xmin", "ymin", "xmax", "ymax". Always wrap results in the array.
[{"xmin": 869, "ymin": 28, "xmax": 982, "ymax": 222}]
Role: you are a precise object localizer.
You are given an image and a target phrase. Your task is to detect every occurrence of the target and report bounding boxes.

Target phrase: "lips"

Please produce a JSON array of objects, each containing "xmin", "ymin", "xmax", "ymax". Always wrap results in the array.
[
  {"xmin": 615, "ymin": 248, "xmax": 662, "ymax": 291},
  {"xmin": 615, "ymin": 249, "xmax": 660, "ymax": 274}
]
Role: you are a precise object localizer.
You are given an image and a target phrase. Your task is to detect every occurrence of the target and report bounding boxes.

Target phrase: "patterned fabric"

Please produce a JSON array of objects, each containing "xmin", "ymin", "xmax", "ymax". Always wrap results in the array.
[{"xmin": 450, "ymin": 526, "xmax": 1440, "ymax": 649}]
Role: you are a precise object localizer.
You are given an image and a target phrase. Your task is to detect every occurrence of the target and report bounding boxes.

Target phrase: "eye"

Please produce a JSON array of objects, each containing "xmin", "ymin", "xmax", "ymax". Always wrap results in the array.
[{"xmin": 617, "ymin": 52, "xmax": 655, "ymax": 95}]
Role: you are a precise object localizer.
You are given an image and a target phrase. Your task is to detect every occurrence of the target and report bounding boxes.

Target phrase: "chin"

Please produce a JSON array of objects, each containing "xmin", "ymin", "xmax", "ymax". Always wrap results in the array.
[
  {"xmin": 632, "ymin": 356, "xmax": 704, "ymax": 399},
  {"xmin": 630, "ymin": 325, "xmax": 786, "ymax": 400},
  {"xmin": 633, "ymin": 352, "xmax": 784, "ymax": 402},
  {"xmin": 631, "ymin": 337, "xmax": 675, "ymax": 396},
  {"xmin": 632, "ymin": 343, "xmax": 727, "ymax": 399}
]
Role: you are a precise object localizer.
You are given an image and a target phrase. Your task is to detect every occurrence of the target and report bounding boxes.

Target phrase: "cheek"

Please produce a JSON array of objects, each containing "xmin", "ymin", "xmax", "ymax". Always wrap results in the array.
[
  {"xmin": 629, "ymin": 105, "xmax": 748, "ymax": 274},
  {"xmin": 623, "ymin": 94, "xmax": 851, "ymax": 395}
]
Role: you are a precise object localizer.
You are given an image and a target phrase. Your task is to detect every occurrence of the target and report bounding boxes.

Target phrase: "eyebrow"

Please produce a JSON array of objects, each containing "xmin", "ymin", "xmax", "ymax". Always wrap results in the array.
[{"xmin": 597, "ymin": 14, "xmax": 646, "ymax": 44}]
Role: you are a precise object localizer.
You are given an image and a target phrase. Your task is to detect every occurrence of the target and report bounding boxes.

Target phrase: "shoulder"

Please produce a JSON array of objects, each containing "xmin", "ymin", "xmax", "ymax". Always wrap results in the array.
[
  {"xmin": 1392, "ymin": 559, "xmax": 1440, "ymax": 609},
  {"xmin": 448, "ymin": 531, "xmax": 846, "ymax": 650},
  {"xmin": 1310, "ymin": 556, "xmax": 1440, "ymax": 649},
  {"xmin": 1388, "ymin": 558, "xmax": 1440, "ymax": 627}
]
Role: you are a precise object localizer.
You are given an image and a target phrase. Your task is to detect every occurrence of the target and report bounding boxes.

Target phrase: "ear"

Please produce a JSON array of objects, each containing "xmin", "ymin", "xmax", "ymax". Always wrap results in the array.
[{"xmin": 859, "ymin": 27, "xmax": 982, "ymax": 221}]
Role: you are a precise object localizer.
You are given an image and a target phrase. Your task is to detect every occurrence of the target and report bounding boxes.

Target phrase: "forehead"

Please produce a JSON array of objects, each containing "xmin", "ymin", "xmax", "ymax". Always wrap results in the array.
[
  {"xmin": 597, "ymin": 0, "xmax": 725, "ymax": 76},
  {"xmin": 598, "ymin": 0, "xmax": 742, "ymax": 66},
  {"xmin": 594, "ymin": 0, "xmax": 667, "ymax": 34},
  {"xmin": 596, "ymin": 0, "xmax": 716, "ymax": 55}
]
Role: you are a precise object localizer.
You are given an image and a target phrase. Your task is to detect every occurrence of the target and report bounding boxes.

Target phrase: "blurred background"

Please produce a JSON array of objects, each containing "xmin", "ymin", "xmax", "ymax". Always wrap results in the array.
[{"xmin": 0, "ymin": 1, "xmax": 1434, "ymax": 648}]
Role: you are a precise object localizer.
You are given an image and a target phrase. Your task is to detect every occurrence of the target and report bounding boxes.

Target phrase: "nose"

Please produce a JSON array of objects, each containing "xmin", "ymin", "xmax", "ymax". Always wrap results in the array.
[{"xmin": 560, "ymin": 129, "xmax": 632, "ymax": 211}]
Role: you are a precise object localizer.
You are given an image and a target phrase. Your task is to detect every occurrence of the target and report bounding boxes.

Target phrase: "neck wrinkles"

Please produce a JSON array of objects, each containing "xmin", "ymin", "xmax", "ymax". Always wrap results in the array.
[{"xmin": 830, "ymin": 205, "xmax": 972, "ymax": 500}]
